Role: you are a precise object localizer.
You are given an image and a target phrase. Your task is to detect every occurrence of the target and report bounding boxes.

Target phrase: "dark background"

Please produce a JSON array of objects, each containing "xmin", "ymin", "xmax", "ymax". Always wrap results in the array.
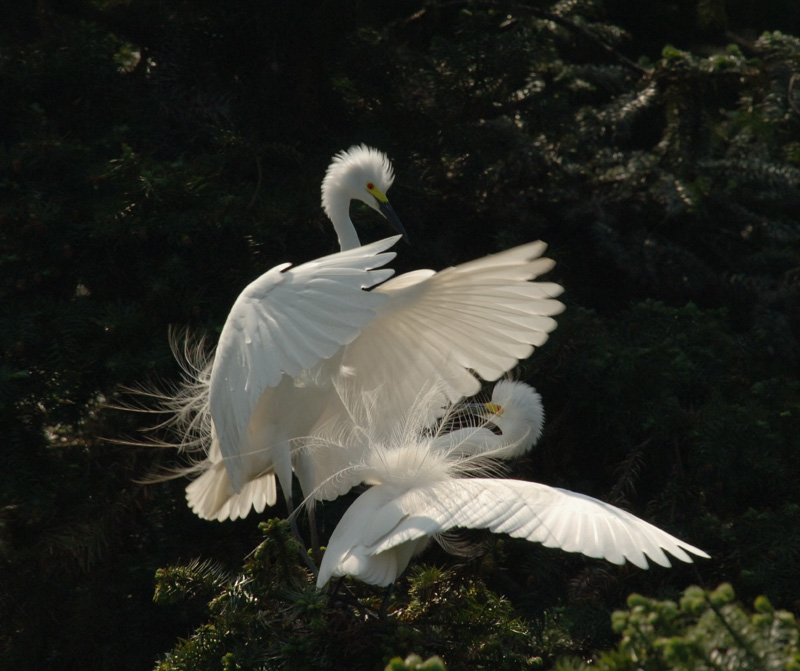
[{"xmin": 2, "ymin": 1, "xmax": 799, "ymax": 669}]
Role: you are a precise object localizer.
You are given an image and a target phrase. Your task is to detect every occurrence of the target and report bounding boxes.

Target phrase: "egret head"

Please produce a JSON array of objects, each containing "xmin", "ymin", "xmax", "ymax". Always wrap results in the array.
[
  {"xmin": 322, "ymin": 144, "xmax": 407, "ymax": 240},
  {"xmin": 485, "ymin": 380, "xmax": 544, "ymax": 445}
]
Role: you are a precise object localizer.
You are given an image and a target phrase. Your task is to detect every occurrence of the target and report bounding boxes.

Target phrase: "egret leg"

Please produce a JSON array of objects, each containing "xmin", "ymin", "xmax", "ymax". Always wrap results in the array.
[
  {"xmin": 327, "ymin": 578, "xmax": 371, "ymax": 621},
  {"xmin": 307, "ymin": 505, "xmax": 322, "ymax": 566},
  {"xmin": 292, "ymin": 451, "xmax": 322, "ymax": 564},
  {"xmin": 379, "ymin": 583, "xmax": 395, "ymax": 619},
  {"xmin": 285, "ymin": 492, "xmax": 318, "ymax": 575}
]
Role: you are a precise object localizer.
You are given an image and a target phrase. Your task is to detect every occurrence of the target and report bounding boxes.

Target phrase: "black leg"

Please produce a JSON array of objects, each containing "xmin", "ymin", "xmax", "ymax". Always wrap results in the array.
[{"xmin": 286, "ymin": 492, "xmax": 318, "ymax": 575}]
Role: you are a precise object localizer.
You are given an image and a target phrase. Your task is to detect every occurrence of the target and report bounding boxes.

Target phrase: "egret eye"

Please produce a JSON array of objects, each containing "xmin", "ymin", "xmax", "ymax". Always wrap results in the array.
[{"xmin": 366, "ymin": 182, "xmax": 375, "ymax": 191}]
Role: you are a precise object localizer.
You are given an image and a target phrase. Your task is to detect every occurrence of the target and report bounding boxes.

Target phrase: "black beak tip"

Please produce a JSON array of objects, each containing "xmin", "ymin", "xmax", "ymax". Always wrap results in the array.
[{"xmin": 378, "ymin": 200, "xmax": 410, "ymax": 244}]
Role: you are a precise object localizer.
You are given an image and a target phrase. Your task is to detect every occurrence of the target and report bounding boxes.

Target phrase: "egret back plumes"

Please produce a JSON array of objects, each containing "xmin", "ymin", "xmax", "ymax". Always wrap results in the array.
[
  {"xmin": 303, "ymin": 379, "xmax": 541, "ymax": 518},
  {"xmin": 315, "ymin": 381, "xmax": 709, "ymax": 588},
  {"xmin": 164, "ymin": 145, "xmax": 564, "ymax": 522},
  {"xmin": 110, "ymin": 329, "xmax": 213, "ymax": 466},
  {"xmin": 291, "ymin": 376, "xmax": 543, "ymax": 504}
]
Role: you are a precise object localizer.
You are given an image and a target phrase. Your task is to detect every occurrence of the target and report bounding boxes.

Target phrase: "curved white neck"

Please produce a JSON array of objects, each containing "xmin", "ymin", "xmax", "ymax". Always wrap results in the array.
[
  {"xmin": 501, "ymin": 421, "xmax": 538, "ymax": 447},
  {"xmin": 328, "ymin": 199, "xmax": 361, "ymax": 251}
]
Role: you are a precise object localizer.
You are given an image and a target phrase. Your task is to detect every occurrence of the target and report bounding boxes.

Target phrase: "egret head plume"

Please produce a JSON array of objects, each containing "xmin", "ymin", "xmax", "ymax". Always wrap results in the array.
[
  {"xmin": 485, "ymin": 379, "xmax": 544, "ymax": 451},
  {"xmin": 321, "ymin": 145, "xmax": 407, "ymax": 245}
]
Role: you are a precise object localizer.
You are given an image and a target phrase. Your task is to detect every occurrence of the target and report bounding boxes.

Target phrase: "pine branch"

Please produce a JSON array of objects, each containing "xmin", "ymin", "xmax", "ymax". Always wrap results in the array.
[{"xmin": 404, "ymin": 1, "xmax": 649, "ymax": 76}]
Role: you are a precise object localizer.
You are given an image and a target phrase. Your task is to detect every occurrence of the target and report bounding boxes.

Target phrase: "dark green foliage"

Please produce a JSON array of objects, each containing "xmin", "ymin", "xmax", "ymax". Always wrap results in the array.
[
  {"xmin": 152, "ymin": 521, "xmax": 543, "ymax": 670},
  {"xmin": 2, "ymin": 0, "xmax": 800, "ymax": 669},
  {"xmin": 153, "ymin": 521, "xmax": 320, "ymax": 671},
  {"xmin": 556, "ymin": 583, "xmax": 800, "ymax": 670},
  {"xmin": 533, "ymin": 300, "xmax": 800, "ymax": 619},
  {"xmin": 384, "ymin": 654, "xmax": 447, "ymax": 671}
]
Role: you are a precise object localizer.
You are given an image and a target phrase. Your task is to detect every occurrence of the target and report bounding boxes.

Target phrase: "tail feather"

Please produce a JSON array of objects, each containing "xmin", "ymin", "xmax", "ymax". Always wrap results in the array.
[{"xmin": 186, "ymin": 463, "xmax": 278, "ymax": 521}]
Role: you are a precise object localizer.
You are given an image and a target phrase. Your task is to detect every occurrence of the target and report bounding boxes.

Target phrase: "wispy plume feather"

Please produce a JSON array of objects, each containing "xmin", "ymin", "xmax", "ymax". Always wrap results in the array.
[{"xmin": 108, "ymin": 328, "xmax": 215, "ymax": 480}]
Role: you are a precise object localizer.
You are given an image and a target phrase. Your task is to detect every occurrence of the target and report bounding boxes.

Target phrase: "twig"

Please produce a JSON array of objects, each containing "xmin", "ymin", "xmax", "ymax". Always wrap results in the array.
[{"xmin": 403, "ymin": 1, "xmax": 650, "ymax": 77}]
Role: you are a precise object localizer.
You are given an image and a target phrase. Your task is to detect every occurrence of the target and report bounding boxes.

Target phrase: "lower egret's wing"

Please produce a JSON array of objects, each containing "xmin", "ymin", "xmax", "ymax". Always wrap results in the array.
[
  {"xmin": 339, "ymin": 242, "xmax": 564, "ymax": 437},
  {"xmin": 209, "ymin": 236, "xmax": 400, "ymax": 491},
  {"xmin": 316, "ymin": 485, "xmax": 405, "ymax": 587},
  {"xmin": 366, "ymin": 479, "xmax": 709, "ymax": 569}
]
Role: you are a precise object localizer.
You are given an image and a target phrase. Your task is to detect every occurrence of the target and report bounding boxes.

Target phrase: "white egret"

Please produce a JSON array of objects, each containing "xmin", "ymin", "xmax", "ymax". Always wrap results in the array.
[
  {"xmin": 299, "ymin": 379, "xmax": 544, "ymax": 504},
  {"xmin": 173, "ymin": 145, "xmax": 564, "ymax": 522},
  {"xmin": 315, "ymin": 381, "xmax": 709, "ymax": 587}
]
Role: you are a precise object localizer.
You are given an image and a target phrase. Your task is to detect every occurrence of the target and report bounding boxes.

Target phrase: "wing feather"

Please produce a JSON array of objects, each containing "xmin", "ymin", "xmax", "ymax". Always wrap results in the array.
[
  {"xmin": 186, "ymin": 461, "xmax": 278, "ymax": 522},
  {"xmin": 209, "ymin": 236, "xmax": 400, "ymax": 491},
  {"xmin": 340, "ymin": 242, "xmax": 565, "ymax": 437},
  {"xmin": 365, "ymin": 479, "xmax": 709, "ymax": 569},
  {"xmin": 316, "ymin": 485, "xmax": 404, "ymax": 587}
]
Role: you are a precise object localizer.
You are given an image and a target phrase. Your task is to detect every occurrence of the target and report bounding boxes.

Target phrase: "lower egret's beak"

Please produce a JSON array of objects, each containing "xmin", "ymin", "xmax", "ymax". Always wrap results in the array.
[
  {"xmin": 378, "ymin": 200, "xmax": 410, "ymax": 243},
  {"xmin": 483, "ymin": 403, "xmax": 504, "ymax": 417},
  {"xmin": 463, "ymin": 402, "xmax": 504, "ymax": 419}
]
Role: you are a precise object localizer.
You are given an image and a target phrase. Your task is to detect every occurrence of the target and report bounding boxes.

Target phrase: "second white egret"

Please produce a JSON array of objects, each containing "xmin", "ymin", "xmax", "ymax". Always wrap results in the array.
[{"xmin": 315, "ymin": 381, "xmax": 709, "ymax": 587}]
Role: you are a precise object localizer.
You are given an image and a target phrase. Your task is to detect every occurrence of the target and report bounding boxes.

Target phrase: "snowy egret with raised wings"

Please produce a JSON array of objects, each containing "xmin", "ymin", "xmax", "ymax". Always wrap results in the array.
[
  {"xmin": 171, "ymin": 145, "xmax": 564, "ymax": 523},
  {"xmin": 315, "ymin": 381, "xmax": 709, "ymax": 587}
]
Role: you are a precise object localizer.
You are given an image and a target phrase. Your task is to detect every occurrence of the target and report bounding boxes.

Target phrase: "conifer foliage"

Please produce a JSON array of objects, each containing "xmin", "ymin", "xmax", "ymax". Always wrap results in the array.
[{"xmin": 557, "ymin": 584, "xmax": 800, "ymax": 671}]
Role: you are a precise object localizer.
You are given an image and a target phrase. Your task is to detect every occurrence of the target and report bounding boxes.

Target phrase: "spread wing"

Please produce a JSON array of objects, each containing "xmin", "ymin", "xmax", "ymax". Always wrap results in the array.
[
  {"xmin": 317, "ymin": 484, "xmax": 418, "ymax": 587},
  {"xmin": 208, "ymin": 236, "xmax": 400, "ymax": 491},
  {"xmin": 365, "ymin": 479, "xmax": 709, "ymax": 569},
  {"xmin": 338, "ymin": 242, "xmax": 564, "ymax": 437}
]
